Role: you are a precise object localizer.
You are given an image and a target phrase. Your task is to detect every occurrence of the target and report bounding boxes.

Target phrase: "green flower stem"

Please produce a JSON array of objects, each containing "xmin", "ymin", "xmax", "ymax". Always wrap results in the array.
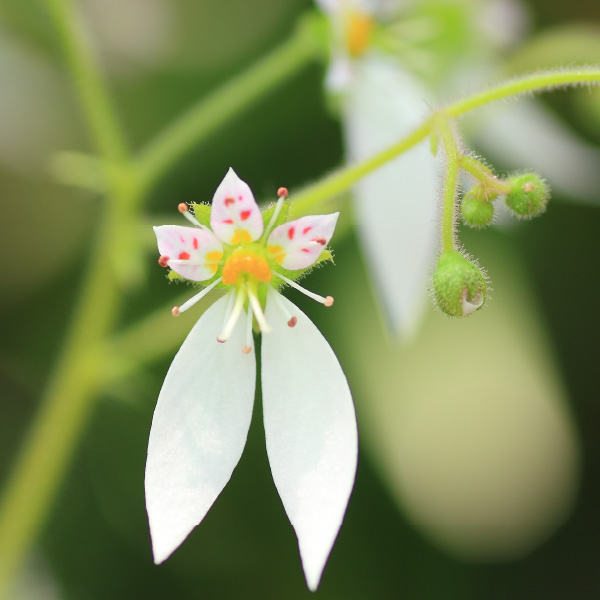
[
  {"xmin": 436, "ymin": 115, "xmax": 461, "ymax": 253},
  {"xmin": 460, "ymin": 155, "xmax": 512, "ymax": 196},
  {"xmin": 135, "ymin": 20, "xmax": 321, "ymax": 196},
  {"xmin": 42, "ymin": 0, "xmax": 129, "ymax": 170},
  {"xmin": 292, "ymin": 67, "xmax": 600, "ymax": 215}
]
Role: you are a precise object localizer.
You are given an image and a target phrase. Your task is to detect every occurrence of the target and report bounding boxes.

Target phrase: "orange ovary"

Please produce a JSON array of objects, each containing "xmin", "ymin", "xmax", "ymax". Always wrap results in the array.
[
  {"xmin": 205, "ymin": 250, "xmax": 223, "ymax": 274},
  {"xmin": 345, "ymin": 12, "xmax": 374, "ymax": 57},
  {"xmin": 222, "ymin": 252, "xmax": 272, "ymax": 285},
  {"xmin": 230, "ymin": 229, "xmax": 253, "ymax": 244},
  {"xmin": 268, "ymin": 244, "xmax": 285, "ymax": 265}
]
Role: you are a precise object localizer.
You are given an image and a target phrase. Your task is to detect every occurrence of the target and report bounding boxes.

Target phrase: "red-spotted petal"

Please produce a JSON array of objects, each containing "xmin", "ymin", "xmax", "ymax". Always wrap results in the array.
[
  {"xmin": 267, "ymin": 213, "xmax": 338, "ymax": 271},
  {"xmin": 154, "ymin": 225, "xmax": 223, "ymax": 281},
  {"xmin": 210, "ymin": 168, "xmax": 264, "ymax": 244}
]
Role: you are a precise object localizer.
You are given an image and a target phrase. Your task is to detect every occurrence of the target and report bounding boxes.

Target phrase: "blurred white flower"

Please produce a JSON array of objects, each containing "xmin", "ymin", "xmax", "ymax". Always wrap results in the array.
[
  {"xmin": 316, "ymin": 0, "xmax": 600, "ymax": 337},
  {"xmin": 146, "ymin": 169, "xmax": 357, "ymax": 590}
]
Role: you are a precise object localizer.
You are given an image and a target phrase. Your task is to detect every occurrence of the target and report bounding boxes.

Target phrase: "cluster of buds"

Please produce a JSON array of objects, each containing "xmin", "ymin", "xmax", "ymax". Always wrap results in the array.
[{"xmin": 434, "ymin": 153, "xmax": 550, "ymax": 318}]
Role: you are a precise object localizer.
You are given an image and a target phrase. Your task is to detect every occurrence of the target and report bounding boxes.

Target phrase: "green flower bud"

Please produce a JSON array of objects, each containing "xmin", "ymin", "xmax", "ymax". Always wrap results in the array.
[
  {"xmin": 433, "ymin": 251, "xmax": 486, "ymax": 317},
  {"xmin": 460, "ymin": 186, "xmax": 496, "ymax": 228},
  {"xmin": 505, "ymin": 173, "xmax": 550, "ymax": 218}
]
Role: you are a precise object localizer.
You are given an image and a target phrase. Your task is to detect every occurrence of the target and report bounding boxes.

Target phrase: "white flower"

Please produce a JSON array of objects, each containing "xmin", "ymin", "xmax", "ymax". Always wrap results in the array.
[
  {"xmin": 316, "ymin": 0, "xmax": 439, "ymax": 339},
  {"xmin": 145, "ymin": 168, "xmax": 358, "ymax": 591}
]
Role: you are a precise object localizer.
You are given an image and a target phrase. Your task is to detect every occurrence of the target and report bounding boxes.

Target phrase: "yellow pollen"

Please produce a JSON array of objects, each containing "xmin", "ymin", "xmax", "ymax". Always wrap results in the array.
[
  {"xmin": 205, "ymin": 250, "xmax": 223, "ymax": 274},
  {"xmin": 222, "ymin": 251, "xmax": 272, "ymax": 285},
  {"xmin": 345, "ymin": 12, "xmax": 374, "ymax": 57},
  {"xmin": 230, "ymin": 229, "xmax": 252, "ymax": 244},
  {"xmin": 268, "ymin": 244, "xmax": 285, "ymax": 265}
]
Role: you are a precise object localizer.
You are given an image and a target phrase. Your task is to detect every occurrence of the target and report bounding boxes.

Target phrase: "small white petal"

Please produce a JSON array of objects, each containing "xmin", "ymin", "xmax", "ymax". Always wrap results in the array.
[
  {"xmin": 267, "ymin": 213, "xmax": 338, "ymax": 271},
  {"xmin": 210, "ymin": 167, "xmax": 264, "ymax": 244},
  {"xmin": 261, "ymin": 293, "xmax": 358, "ymax": 591},
  {"xmin": 474, "ymin": 98, "xmax": 600, "ymax": 204},
  {"xmin": 343, "ymin": 56, "xmax": 438, "ymax": 338},
  {"xmin": 145, "ymin": 295, "xmax": 256, "ymax": 564}
]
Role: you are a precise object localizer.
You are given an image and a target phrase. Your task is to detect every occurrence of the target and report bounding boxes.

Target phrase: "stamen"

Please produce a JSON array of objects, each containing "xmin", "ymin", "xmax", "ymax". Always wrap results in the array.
[
  {"xmin": 267, "ymin": 288, "xmax": 297, "ymax": 327},
  {"xmin": 177, "ymin": 201, "xmax": 212, "ymax": 231},
  {"xmin": 242, "ymin": 302, "xmax": 254, "ymax": 354},
  {"xmin": 217, "ymin": 288, "xmax": 246, "ymax": 343},
  {"xmin": 168, "ymin": 258, "xmax": 224, "ymax": 266},
  {"xmin": 158, "ymin": 255, "xmax": 170, "ymax": 267},
  {"xmin": 171, "ymin": 277, "xmax": 222, "ymax": 317},
  {"xmin": 248, "ymin": 287, "xmax": 271, "ymax": 334},
  {"xmin": 262, "ymin": 191, "xmax": 287, "ymax": 243},
  {"xmin": 275, "ymin": 272, "xmax": 334, "ymax": 307}
]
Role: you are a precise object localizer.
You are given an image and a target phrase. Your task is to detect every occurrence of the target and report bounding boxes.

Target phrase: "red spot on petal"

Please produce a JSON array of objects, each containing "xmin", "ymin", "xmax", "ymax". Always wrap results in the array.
[
  {"xmin": 238, "ymin": 195, "xmax": 243, "ymax": 201},
  {"xmin": 313, "ymin": 237, "xmax": 326, "ymax": 245},
  {"xmin": 225, "ymin": 197, "xmax": 235, "ymax": 206},
  {"xmin": 288, "ymin": 227, "xmax": 295, "ymax": 240},
  {"xmin": 301, "ymin": 248, "xmax": 310, "ymax": 253},
  {"xmin": 193, "ymin": 238, "xmax": 198, "ymax": 249},
  {"xmin": 179, "ymin": 252, "xmax": 190, "ymax": 260},
  {"xmin": 303, "ymin": 226, "xmax": 312, "ymax": 234},
  {"xmin": 240, "ymin": 210, "xmax": 251, "ymax": 221},
  {"xmin": 223, "ymin": 219, "xmax": 234, "ymax": 224}
]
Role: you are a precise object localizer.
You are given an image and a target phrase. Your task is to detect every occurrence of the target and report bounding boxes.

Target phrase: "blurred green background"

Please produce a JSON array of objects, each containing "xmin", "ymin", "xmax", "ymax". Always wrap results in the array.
[{"xmin": 1, "ymin": 0, "xmax": 600, "ymax": 598}]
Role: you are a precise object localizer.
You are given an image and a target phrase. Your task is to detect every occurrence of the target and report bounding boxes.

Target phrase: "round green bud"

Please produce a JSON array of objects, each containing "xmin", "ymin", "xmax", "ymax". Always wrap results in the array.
[
  {"xmin": 460, "ymin": 186, "xmax": 495, "ymax": 228},
  {"xmin": 433, "ymin": 251, "xmax": 486, "ymax": 317},
  {"xmin": 505, "ymin": 173, "xmax": 550, "ymax": 218}
]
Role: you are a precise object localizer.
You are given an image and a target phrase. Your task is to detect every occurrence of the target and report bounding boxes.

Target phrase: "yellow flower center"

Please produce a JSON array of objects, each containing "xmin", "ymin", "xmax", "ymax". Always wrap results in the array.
[
  {"xmin": 222, "ymin": 250, "xmax": 272, "ymax": 286},
  {"xmin": 345, "ymin": 12, "xmax": 374, "ymax": 57}
]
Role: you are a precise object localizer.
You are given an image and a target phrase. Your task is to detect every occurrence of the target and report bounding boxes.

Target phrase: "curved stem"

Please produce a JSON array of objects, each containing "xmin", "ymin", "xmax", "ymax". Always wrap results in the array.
[
  {"xmin": 135, "ymin": 22, "xmax": 321, "ymax": 195},
  {"xmin": 291, "ymin": 67, "xmax": 600, "ymax": 215},
  {"xmin": 445, "ymin": 68, "xmax": 600, "ymax": 118},
  {"xmin": 460, "ymin": 155, "xmax": 512, "ymax": 196}
]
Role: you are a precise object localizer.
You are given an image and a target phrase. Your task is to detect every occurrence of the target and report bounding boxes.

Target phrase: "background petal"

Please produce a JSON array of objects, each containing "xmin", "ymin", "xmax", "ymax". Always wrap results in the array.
[
  {"xmin": 261, "ymin": 294, "xmax": 358, "ymax": 590},
  {"xmin": 154, "ymin": 225, "xmax": 223, "ymax": 281},
  {"xmin": 343, "ymin": 55, "xmax": 439, "ymax": 339},
  {"xmin": 145, "ymin": 295, "xmax": 256, "ymax": 563},
  {"xmin": 210, "ymin": 167, "xmax": 264, "ymax": 244}
]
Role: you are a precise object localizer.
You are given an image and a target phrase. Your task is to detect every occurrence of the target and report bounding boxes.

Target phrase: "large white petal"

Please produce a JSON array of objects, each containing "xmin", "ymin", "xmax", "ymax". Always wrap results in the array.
[
  {"xmin": 261, "ymin": 293, "xmax": 358, "ymax": 591},
  {"xmin": 145, "ymin": 294, "xmax": 256, "ymax": 563},
  {"xmin": 343, "ymin": 55, "xmax": 438, "ymax": 339},
  {"xmin": 473, "ymin": 98, "xmax": 600, "ymax": 204}
]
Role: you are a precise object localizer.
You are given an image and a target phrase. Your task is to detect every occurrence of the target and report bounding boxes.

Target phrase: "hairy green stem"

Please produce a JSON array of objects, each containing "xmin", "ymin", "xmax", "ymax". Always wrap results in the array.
[
  {"xmin": 436, "ymin": 115, "xmax": 461, "ymax": 253},
  {"xmin": 460, "ymin": 155, "xmax": 512, "ymax": 196},
  {"xmin": 292, "ymin": 67, "xmax": 600, "ymax": 212},
  {"xmin": 135, "ymin": 21, "xmax": 321, "ymax": 195}
]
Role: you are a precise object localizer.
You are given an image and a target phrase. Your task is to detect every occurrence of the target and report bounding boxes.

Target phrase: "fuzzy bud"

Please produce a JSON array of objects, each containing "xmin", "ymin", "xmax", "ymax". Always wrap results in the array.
[
  {"xmin": 461, "ymin": 186, "xmax": 495, "ymax": 228},
  {"xmin": 433, "ymin": 251, "xmax": 486, "ymax": 317},
  {"xmin": 505, "ymin": 173, "xmax": 549, "ymax": 218}
]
